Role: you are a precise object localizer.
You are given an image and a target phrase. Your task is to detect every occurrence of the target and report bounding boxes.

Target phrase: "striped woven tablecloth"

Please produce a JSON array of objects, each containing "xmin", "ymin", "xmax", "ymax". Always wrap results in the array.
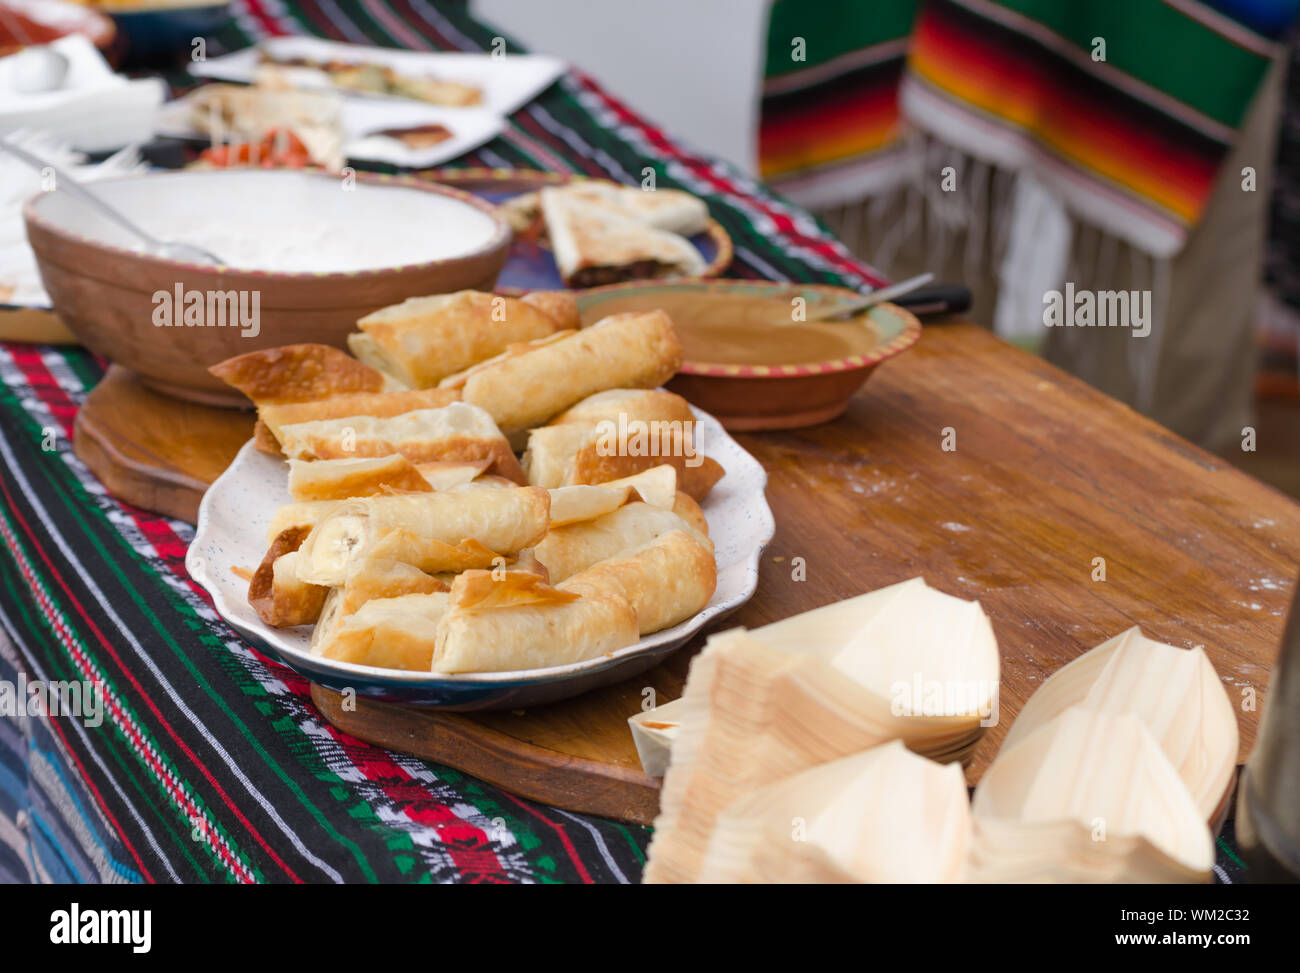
[{"xmin": 0, "ymin": 0, "xmax": 885, "ymax": 884}]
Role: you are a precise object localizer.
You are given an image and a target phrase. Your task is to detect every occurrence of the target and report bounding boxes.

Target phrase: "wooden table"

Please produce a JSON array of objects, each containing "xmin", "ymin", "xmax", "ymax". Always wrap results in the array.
[
  {"xmin": 723, "ymin": 320, "xmax": 1298, "ymax": 779},
  {"xmin": 77, "ymin": 319, "xmax": 1300, "ymax": 805}
]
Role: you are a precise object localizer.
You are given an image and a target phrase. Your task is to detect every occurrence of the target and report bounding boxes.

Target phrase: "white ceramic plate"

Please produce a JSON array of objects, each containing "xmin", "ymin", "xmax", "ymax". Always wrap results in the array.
[
  {"xmin": 186, "ymin": 407, "xmax": 774, "ymax": 709},
  {"xmin": 154, "ymin": 94, "xmax": 505, "ymax": 169},
  {"xmin": 190, "ymin": 37, "xmax": 566, "ymax": 117}
]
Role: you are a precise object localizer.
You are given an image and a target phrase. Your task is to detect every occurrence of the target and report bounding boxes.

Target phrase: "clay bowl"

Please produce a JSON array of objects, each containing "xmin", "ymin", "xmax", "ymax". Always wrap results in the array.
[
  {"xmin": 576, "ymin": 280, "xmax": 922, "ymax": 430},
  {"xmin": 25, "ymin": 169, "xmax": 511, "ymax": 407}
]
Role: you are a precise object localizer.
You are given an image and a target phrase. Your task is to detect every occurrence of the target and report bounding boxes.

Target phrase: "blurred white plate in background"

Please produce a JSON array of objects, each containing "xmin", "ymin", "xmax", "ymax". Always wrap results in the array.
[
  {"xmin": 190, "ymin": 36, "xmax": 565, "ymax": 117},
  {"xmin": 155, "ymin": 94, "xmax": 505, "ymax": 169}
]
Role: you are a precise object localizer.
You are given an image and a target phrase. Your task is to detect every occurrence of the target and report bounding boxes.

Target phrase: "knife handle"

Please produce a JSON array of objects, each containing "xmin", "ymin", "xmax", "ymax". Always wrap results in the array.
[{"xmin": 891, "ymin": 284, "xmax": 971, "ymax": 319}]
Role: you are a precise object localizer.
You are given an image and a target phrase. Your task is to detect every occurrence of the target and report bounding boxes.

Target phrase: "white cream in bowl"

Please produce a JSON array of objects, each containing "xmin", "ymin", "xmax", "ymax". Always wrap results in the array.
[{"xmin": 27, "ymin": 169, "xmax": 503, "ymax": 273}]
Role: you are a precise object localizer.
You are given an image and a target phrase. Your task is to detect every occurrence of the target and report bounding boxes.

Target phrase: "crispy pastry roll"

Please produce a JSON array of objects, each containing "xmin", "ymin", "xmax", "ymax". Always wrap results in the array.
[
  {"xmin": 424, "ymin": 546, "xmax": 549, "ymax": 592},
  {"xmin": 533, "ymin": 501, "xmax": 711, "ymax": 583},
  {"xmin": 267, "ymin": 500, "xmax": 342, "ymax": 543},
  {"xmin": 287, "ymin": 455, "xmax": 433, "ymax": 501},
  {"xmin": 599, "ymin": 464, "xmax": 680, "ymax": 508},
  {"xmin": 560, "ymin": 530, "xmax": 716, "ymax": 635},
  {"xmin": 520, "ymin": 290, "xmax": 580, "ymax": 330},
  {"xmin": 338, "ymin": 553, "xmax": 449, "ymax": 614},
  {"xmin": 314, "ymin": 592, "xmax": 451, "ymax": 670},
  {"xmin": 311, "ymin": 587, "xmax": 347, "ymax": 653},
  {"xmin": 248, "ymin": 526, "xmax": 329, "ymax": 627},
  {"xmin": 525, "ymin": 389, "xmax": 722, "ymax": 498},
  {"xmin": 417, "ymin": 460, "xmax": 493, "ymax": 491},
  {"xmin": 209, "ymin": 343, "xmax": 400, "ymax": 404},
  {"xmin": 211, "ymin": 345, "xmax": 452, "ymax": 458},
  {"xmin": 522, "ymin": 422, "xmax": 724, "ymax": 501},
  {"xmin": 448, "ymin": 474, "xmax": 518, "ymax": 491},
  {"xmin": 259, "ymin": 387, "xmax": 461, "ymax": 444},
  {"xmin": 436, "ymin": 329, "xmax": 573, "ymax": 393},
  {"xmin": 431, "ymin": 571, "xmax": 638, "ymax": 674},
  {"xmin": 442, "ymin": 311, "xmax": 683, "ymax": 435},
  {"xmin": 296, "ymin": 488, "xmax": 550, "ymax": 585},
  {"xmin": 505, "ymin": 547, "xmax": 550, "ymax": 582},
  {"xmin": 670, "ymin": 491, "xmax": 709, "ymax": 538},
  {"xmin": 253, "ymin": 420, "xmax": 282, "ymax": 455},
  {"xmin": 276, "ymin": 402, "xmax": 525, "ymax": 482},
  {"xmin": 546, "ymin": 465, "xmax": 678, "ymax": 526},
  {"xmin": 285, "ymin": 456, "xmax": 493, "ymax": 502},
  {"xmin": 549, "ymin": 388, "xmax": 696, "ymax": 427},
  {"xmin": 348, "ymin": 290, "xmax": 572, "ymax": 387},
  {"xmin": 547, "ymin": 484, "xmax": 631, "ymax": 528}
]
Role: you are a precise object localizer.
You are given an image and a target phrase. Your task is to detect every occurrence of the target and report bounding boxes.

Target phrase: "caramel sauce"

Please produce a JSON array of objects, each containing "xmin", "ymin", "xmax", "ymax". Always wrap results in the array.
[{"xmin": 580, "ymin": 291, "xmax": 882, "ymax": 366}]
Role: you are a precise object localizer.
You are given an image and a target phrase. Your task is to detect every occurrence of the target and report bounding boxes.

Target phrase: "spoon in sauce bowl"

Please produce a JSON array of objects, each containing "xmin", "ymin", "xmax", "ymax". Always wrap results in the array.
[
  {"xmin": 1, "ymin": 138, "xmax": 226, "ymax": 265},
  {"xmin": 797, "ymin": 272, "xmax": 935, "ymax": 324}
]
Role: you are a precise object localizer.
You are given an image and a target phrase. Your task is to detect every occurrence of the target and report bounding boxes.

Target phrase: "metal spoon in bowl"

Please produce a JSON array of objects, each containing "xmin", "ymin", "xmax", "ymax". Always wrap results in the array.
[
  {"xmin": 0, "ymin": 138, "xmax": 226, "ymax": 265},
  {"xmin": 802, "ymin": 272, "xmax": 935, "ymax": 323}
]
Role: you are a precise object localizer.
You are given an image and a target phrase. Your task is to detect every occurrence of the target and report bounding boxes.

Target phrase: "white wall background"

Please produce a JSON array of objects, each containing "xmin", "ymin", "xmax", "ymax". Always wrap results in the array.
[{"xmin": 471, "ymin": 0, "xmax": 769, "ymax": 175}]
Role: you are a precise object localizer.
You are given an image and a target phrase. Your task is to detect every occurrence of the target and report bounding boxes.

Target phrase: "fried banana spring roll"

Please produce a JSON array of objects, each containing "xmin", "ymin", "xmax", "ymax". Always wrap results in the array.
[
  {"xmin": 447, "ymin": 311, "xmax": 683, "ymax": 434},
  {"xmin": 670, "ymin": 491, "xmax": 710, "ymax": 538},
  {"xmin": 520, "ymin": 290, "xmax": 580, "ymax": 330},
  {"xmin": 308, "ymin": 555, "xmax": 449, "ymax": 660},
  {"xmin": 287, "ymin": 455, "xmax": 433, "ymax": 501},
  {"xmin": 560, "ymin": 530, "xmax": 716, "ymax": 635},
  {"xmin": 248, "ymin": 526, "xmax": 329, "ymax": 627},
  {"xmin": 549, "ymin": 388, "xmax": 696, "ymax": 427},
  {"xmin": 547, "ymin": 484, "xmax": 638, "ymax": 528},
  {"xmin": 314, "ymin": 592, "xmax": 452, "ymax": 670},
  {"xmin": 437, "ymin": 330, "xmax": 573, "ymax": 392},
  {"xmin": 423, "ymin": 547, "xmax": 550, "ymax": 592},
  {"xmin": 348, "ymin": 290, "xmax": 571, "ymax": 387},
  {"xmin": 546, "ymin": 465, "xmax": 678, "ymax": 526},
  {"xmin": 417, "ymin": 460, "xmax": 492, "ymax": 491},
  {"xmin": 276, "ymin": 402, "xmax": 525, "ymax": 483},
  {"xmin": 522, "ymin": 422, "xmax": 725, "ymax": 501},
  {"xmin": 533, "ymin": 501, "xmax": 711, "ymax": 583},
  {"xmin": 253, "ymin": 420, "xmax": 282, "ymax": 455},
  {"xmin": 259, "ymin": 387, "xmax": 461, "ymax": 443},
  {"xmin": 338, "ymin": 554, "xmax": 449, "ymax": 613},
  {"xmin": 209, "ymin": 343, "xmax": 400, "ymax": 404},
  {"xmin": 267, "ymin": 501, "xmax": 343, "ymax": 544},
  {"xmin": 286, "ymin": 455, "xmax": 492, "ymax": 502},
  {"xmin": 431, "ymin": 571, "xmax": 638, "ymax": 674},
  {"xmin": 296, "ymin": 488, "xmax": 550, "ymax": 585}
]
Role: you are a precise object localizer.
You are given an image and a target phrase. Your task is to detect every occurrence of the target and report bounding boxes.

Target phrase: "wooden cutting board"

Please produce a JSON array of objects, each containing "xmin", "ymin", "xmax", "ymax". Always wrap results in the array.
[
  {"xmin": 311, "ymin": 676, "xmax": 679, "ymax": 826},
  {"xmin": 71, "ymin": 323, "xmax": 1300, "ymax": 827},
  {"xmin": 74, "ymin": 365, "xmax": 255, "ymax": 522}
]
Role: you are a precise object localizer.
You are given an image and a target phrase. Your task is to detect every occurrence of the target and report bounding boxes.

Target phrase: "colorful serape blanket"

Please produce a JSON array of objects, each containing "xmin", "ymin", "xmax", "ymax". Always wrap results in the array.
[
  {"xmin": 761, "ymin": 0, "xmax": 1298, "ymax": 256},
  {"xmin": 0, "ymin": 0, "xmax": 885, "ymax": 885},
  {"xmin": 759, "ymin": 0, "xmax": 919, "ymax": 208}
]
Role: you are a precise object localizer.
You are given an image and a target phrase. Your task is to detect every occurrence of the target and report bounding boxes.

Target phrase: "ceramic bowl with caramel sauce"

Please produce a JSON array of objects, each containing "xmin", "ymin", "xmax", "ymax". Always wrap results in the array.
[{"xmin": 577, "ymin": 280, "xmax": 921, "ymax": 430}]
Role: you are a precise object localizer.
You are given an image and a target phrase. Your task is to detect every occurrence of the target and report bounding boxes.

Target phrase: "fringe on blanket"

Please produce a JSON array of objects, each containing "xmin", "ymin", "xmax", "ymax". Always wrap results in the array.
[{"xmin": 813, "ymin": 130, "xmax": 1173, "ymax": 412}]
